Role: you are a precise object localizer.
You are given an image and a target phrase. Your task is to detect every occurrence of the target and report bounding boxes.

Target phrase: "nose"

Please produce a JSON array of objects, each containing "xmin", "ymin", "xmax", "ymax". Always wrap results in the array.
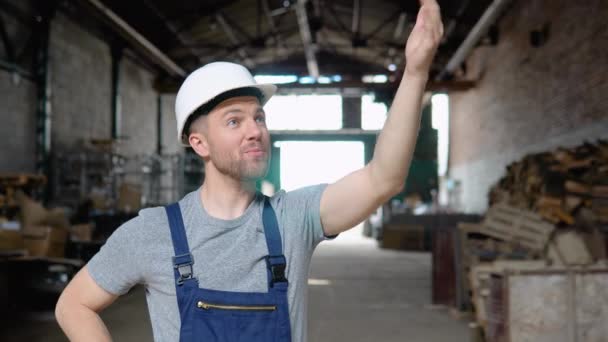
[{"xmin": 245, "ymin": 118, "xmax": 263, "ymax": 141}]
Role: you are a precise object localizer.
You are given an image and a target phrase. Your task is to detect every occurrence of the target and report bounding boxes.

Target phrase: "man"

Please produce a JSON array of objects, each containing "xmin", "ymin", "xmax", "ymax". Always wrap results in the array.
[{"xmin": 55, "ymin": 1, "xmax": 443, "ymax": 341}]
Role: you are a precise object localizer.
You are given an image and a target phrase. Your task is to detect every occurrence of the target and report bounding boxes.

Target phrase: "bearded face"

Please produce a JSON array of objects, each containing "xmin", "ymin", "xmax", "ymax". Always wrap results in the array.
[
  {"xmin": 190, "ymin": 96, "xmax": 271, "ymax": 181},
  {"xmin": 207, "ymin": 134, "xmax": 270, "ymax": 181}
]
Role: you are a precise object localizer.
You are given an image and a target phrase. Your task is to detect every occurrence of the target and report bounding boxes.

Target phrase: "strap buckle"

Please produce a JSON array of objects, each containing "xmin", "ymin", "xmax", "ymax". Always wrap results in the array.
[
  {"xmin": 173, "ymin": 253, "xmax": 195, "ymax": 285},
  {"xmin": 266, "ymin": 255, "xmax": 287, "ymax": 287}
]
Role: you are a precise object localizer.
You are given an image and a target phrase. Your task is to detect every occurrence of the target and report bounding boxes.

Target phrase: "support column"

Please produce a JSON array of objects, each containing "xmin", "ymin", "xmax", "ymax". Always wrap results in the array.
[
  {"xmin": 110, "ymin": 43, "xmax": 123, "ymax": 139},
  {"xmin": 341, "ymin": 94, "xmax": 362, "ymax": 129},
  {"xmin": 33, "ymin": 1, "xmax": 57, "ymax": 202},
  {"xmin": 156, "ymin": 94, "xmax": 162, "ymax": 155}
]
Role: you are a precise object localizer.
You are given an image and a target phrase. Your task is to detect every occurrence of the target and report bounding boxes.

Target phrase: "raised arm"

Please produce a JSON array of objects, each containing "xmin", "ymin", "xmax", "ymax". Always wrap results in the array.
[{"xmin": 320, "ymin": 0, "xmax": 444, "ymax": 236}]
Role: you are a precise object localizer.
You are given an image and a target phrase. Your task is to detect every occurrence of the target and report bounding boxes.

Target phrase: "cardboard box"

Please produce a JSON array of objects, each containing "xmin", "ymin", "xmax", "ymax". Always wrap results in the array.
[
  {"xmin": 70, "ymin": 223, "xmax": 94, "ymax": 242},
  {"xmin": 16, "ymin": 190, "xmax": 70, "ymax": 229},
  {"xmin": 117, "ymin": 183, "xmax": 142, "ymax": 212},
  {"xmin": 22, "ymin": 225, "xmax": 68, "ymax": 258},
  {"xmin": 0, "ymin": 229, "xmax": 24, "ymax": 250},
  {"xmin": 16, "ymin": 190, "xmax": 48, "ymax": 226},
  {"xmin": 381, "ymin": 224, "xmax": 425, "ymax": 251}
]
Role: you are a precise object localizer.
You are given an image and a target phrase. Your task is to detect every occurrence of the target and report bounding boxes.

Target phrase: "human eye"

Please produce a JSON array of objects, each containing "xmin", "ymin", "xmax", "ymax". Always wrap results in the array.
[
  {"xmin": 255, "ymin": 110, "xmax": 266, "ymax": 123},
  {"xmin": 227, "ymin": 118, "xmax": 238, "ymax": 127}
]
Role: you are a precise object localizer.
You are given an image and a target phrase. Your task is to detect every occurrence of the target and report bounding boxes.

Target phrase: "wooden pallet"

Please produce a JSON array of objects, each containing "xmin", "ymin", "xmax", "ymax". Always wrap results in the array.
[
  {"xmin": 469, "ymin": 260, "xmax": 547, "ymax": 337},
  {"xmin": 480, "ymin": 203, "xmax": 555, "ymax": 251},
  {"xmin": 0, "ymin": 173, "xmax": 47, "ymax": 186}
]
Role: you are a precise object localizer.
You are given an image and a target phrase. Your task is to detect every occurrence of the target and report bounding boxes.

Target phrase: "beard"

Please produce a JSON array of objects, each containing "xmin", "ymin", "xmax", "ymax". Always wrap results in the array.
[{"xmin": 209, "ymin": 145, "xmax": 270, "ymax": 181}]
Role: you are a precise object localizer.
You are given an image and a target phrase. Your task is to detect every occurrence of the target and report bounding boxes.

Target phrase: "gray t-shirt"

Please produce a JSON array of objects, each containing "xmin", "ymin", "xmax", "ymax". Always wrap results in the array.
[{"xmin": 87, "ymin": 184, "xmax": 331, "ymax": 342}]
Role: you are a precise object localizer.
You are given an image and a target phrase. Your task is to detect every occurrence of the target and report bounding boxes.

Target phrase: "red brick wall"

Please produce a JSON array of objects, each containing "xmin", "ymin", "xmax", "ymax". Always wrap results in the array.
[{"xmin": 448, "ymin": 0, "xmax": 608, "ymax": 213}]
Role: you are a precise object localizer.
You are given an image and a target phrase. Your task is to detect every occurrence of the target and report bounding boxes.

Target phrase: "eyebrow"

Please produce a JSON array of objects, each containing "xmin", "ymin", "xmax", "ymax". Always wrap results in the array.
[{"xmin": 221, "ymin": 106, "xmax": 265, "ymax": 118}]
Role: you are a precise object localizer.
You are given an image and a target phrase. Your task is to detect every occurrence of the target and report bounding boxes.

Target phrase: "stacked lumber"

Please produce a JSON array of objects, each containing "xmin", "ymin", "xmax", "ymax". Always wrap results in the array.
[
  {"xmin": 0, "ymin": 173, "xmax": 47, "ymax": 210},
  {"xmin": 459, "ymin": 140, "xmax": 608, "ymax": 341},
  {"xmin": 489, "ymin": 140, "xmax": 608, "ymax": 227}
]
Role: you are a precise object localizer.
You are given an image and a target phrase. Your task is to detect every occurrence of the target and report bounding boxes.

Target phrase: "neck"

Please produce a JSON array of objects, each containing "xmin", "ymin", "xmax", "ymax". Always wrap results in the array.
[{"xmin": 199, "ymin": 165, "xmax": 257, "ymax": 220}]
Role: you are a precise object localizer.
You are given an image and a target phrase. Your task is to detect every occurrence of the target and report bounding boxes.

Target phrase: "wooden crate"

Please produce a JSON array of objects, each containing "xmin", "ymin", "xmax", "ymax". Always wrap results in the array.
[
  {"xmin": 381, "ymin": 224, "xmax": 425, "ymax": 251},
  {"xmin": 455, "ymin": 223, "xmax": 482, "ymax": 312},
  {"xmin": 469, "ymin": 260, "xmax": 547, "ymax": 331},
  {"xmin": 481, "ymin": 203, "xmax": 555, "ymax": 251},
  {"xmin": 456, "ymin": 221, "xmax": 538, "ymax": 313},
  {"xmin": 485, "ymin": 267, "xmax": 608, "ymax": 342}
]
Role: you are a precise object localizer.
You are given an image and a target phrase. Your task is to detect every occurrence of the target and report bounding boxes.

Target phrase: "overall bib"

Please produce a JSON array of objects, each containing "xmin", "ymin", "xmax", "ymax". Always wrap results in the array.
[{"xmin": 164, "ymin": 198, "xmax": 292, "ymax": 342}]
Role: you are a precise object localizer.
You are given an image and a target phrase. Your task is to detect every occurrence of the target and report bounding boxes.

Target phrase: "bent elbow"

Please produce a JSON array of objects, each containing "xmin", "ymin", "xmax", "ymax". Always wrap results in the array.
[
  {"xmin": 55, "ymin": 290, "xmax": 74, "ymax": 328},
  {"xmin": 386, "ymin": 180, "xmax": 405, "ymax": 198},
  {"xmin": 381, "ymin": 174, "xmax": 405, "ymax": 197},
  {"xmin": 374, "ymin": 179, "xmax": 405, "ymax": 203},
  {"xmin": 55, "ymin": 293, "xmax": 67, "ymax": 326},
  {"xmin": 368, "ymin": 164, "xmax": 406, "ymax": 200}
]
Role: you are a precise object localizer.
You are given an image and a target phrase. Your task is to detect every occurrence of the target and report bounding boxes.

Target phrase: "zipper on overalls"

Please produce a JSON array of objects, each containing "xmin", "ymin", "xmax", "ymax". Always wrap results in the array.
[{"xmin": 197, "ymin": 301, "xmax": 277, "ymax": 311}]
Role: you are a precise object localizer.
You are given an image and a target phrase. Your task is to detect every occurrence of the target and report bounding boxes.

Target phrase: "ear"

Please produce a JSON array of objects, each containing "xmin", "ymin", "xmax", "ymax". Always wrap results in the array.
[{"xmin": 189, "ymin": 132, "xmax": 210, "ymax": 158}]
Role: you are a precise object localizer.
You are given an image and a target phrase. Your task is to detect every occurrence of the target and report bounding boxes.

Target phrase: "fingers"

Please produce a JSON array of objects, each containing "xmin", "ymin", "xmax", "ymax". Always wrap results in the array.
[
  {"xmin": 419, "ymin": 0, "xmax": 439, "ymax": 7},
  {"xmin": 417, "ymin": 0, "xmax": 443, "ymax": 40},
  {"xmin": 419, "ymin": 0, "xmax": 441, "ymax": 13},
  {"xmin": 429, "ymin": 5, "xmax": 443, "ymax": 39}
]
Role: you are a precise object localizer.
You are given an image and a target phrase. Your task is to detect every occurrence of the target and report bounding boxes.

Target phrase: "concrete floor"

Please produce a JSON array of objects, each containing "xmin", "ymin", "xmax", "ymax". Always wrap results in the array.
[
  {"xmin": 1, "ymin": 226, "xmax": 470, "ymax": 342},
  {"xmin": 308, "ymin": 226, "xmax": 470, "ymax": 342}
]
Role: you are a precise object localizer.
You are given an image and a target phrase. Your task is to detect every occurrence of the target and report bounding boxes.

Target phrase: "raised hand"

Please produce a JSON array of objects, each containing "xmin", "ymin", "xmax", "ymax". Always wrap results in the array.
[{"xmin": 404, "ymin": 0, "xmax": 444, "ymax": 78}]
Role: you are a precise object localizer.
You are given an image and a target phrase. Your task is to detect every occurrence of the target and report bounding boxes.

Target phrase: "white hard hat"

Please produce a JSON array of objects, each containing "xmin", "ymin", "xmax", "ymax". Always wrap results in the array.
[{"xmin": 175, "ymin": 61, "xmax": 277, "ymax": 146}]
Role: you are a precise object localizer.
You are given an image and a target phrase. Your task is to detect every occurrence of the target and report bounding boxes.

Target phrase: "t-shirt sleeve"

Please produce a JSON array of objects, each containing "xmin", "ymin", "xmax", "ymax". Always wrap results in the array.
[
  {"xmin": 87, "ymin": 216, "xmax": 145, "ymax": 295},
  {"xmin": 282, "ymin": 183, "xmax": 337, "ymax": 249}
]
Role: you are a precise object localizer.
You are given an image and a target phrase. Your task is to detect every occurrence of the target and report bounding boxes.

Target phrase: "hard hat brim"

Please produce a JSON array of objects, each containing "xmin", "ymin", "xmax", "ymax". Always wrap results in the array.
[{"xmin": 179, "ymin": 83, "xmax": 277, "ymax": 146}]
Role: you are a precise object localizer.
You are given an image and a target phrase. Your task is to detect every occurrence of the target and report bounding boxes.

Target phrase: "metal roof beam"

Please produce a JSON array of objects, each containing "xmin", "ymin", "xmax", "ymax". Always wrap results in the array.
[
  {"xmin": 351, "ymin": 0, "xmax": 361, "ymax": 34},
  {"xmin": 82, "ymin": 0, "xmax": 185, "ymax": 77},
  {"xmin": 141, "ymin": 0, "xmax": 202, "ymax": 64},
  {"xmin": 394, "ymin": 12, "xmax": 407, "ymax": 40},
  {"xmin": 362, "ymin": 10, "xmax": 401, "ymax": 41},
  {"xmin": 275, "ymin": 80, "xmax": 475, "ymax": 92},
  {"xmin": 295, "ymin": 0, "xmax": 319, "ymax": 78},
  {"xmin": 262, "ymin": 0, "xmax": 287, "ymax": 56},
  {"xmin": 215, "ymin": 12, "xmax": 254, "ymax": 67}
]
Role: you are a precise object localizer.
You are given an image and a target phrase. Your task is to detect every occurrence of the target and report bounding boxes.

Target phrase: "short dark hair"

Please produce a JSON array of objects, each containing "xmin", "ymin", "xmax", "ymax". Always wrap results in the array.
[{"xmin": 182, "ymin": 87, "xmax": 264, "ymax": 142}]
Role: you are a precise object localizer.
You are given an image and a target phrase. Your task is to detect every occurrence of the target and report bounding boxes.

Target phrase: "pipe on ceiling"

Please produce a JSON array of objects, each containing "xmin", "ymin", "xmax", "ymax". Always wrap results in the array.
[{"xmin": 437, "ymin": 0, "xmax": 512, "ymax": 80}]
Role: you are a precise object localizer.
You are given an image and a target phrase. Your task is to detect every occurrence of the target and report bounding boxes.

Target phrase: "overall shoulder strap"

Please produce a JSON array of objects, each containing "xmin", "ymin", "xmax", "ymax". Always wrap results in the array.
[
  {"xmin": 164, "ymin": 203, "xmax": 196, "ymax": 286},
  {"xmin": 262, "ymin": 197, "xmax": 288, "ymax": 288}
]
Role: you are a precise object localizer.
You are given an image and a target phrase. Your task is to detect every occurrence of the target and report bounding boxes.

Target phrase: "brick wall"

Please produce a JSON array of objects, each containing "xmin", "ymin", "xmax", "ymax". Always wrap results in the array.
[
  {"xmin": 449, "ymin": 0, "xmax": 608, "ymax": 213},
  {"xmin": 50, "ymin": 13, "xmax": 112, "ymax": 151},
  {"xmin": 161, "ymin": 94, "xmax": 180, "ymax": 155},
  {"xmin": 119, "ymin": 57, "xmax": 158, "ymax": 157},
  {"xmin": 0, "ymin": 11, "xmax": 183, "ymax": 172},
  {"xmin": 0, "ymin": 5, "xmax": 37, "ymax": 173},
  {"xmin": 0, "ymin": 72, "xmax": 36, "ymax": 172}
]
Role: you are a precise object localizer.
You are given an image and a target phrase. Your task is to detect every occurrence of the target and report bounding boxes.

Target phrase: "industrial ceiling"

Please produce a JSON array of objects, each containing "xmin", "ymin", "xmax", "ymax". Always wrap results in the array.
[{"xmin": 1, "ymin": 0, "xmax": 513, "ymax": 92}]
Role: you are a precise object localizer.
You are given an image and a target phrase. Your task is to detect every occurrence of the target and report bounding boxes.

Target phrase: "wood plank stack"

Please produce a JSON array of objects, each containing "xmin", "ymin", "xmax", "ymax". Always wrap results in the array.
[
  {"xmin": 488, "ymin": 140, "xmax": 608, "ymax": 228},
  {"xmin": 0, "ymin": 173, "xmax": 47, "ymax": 212},
  {"xmin": 458, "ymin": 140, "xmax": 608, "ymax": 341}
]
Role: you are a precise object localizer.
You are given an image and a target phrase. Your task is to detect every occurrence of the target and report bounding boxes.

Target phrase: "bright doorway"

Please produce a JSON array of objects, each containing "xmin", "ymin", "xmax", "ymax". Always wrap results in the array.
[{"xmin": 277, "ymin": 140, "xmax": 372, "ymax": 244}]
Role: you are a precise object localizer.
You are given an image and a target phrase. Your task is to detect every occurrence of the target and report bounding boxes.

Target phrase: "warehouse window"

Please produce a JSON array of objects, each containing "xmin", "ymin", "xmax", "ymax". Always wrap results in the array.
[
  {"xmin": 254, "ymin": 75, "xmax": 298, "ymax": 84},
  {"xmin": 264, "ymin": 95, "xmax": 342, "ymax": 130},
  {"xmin": 361, "ymin": 94, "xmax": 387, "ymax": 130},
  {"xmin": 277, "ymin": 141, "xmax": 364, "ymax": 191},
  {"xmin": 431, "ymin": 93, "xmax": 449, "ymax": 177}
]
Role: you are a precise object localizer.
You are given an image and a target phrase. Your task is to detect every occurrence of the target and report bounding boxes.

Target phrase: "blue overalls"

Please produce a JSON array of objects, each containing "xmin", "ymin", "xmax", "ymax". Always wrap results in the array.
[{"xmin": 164, "ymin": 198, "xmax": 292, "ymax": 342}]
